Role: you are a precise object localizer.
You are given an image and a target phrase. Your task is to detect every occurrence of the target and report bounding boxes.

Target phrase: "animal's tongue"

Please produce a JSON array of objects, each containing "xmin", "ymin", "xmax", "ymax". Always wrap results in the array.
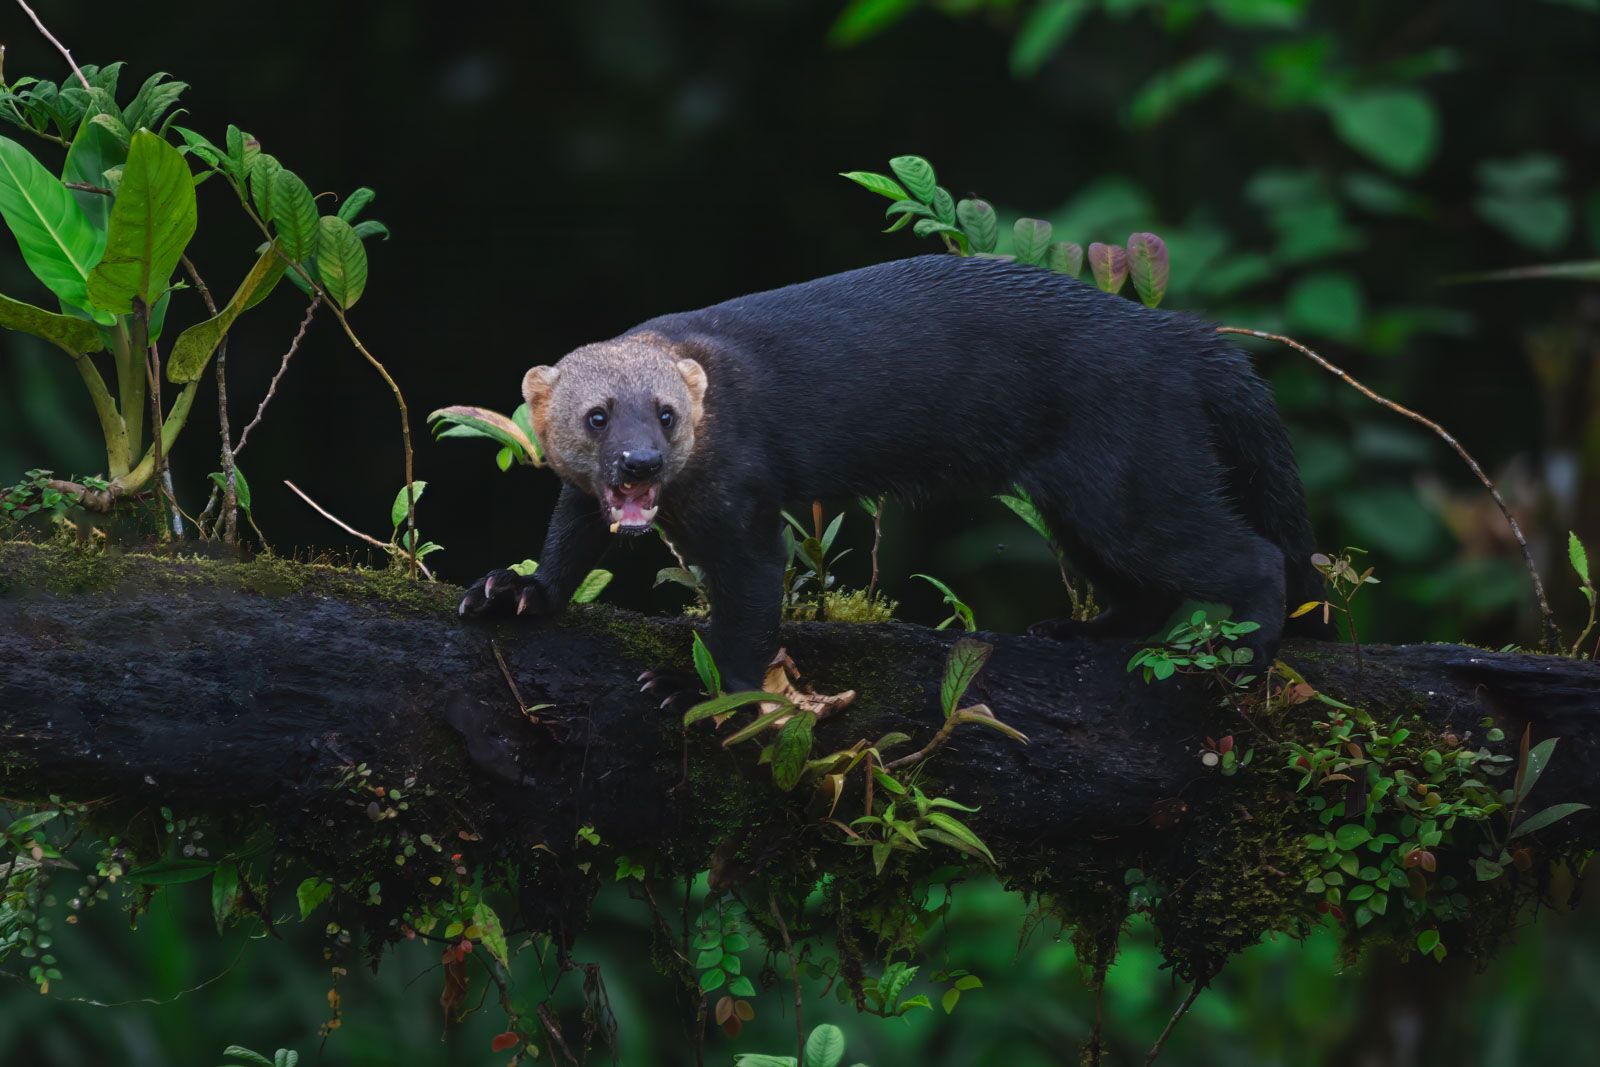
[{"xmin": 619, "ymin": 496, "xmax": 651, "ymax": 525}]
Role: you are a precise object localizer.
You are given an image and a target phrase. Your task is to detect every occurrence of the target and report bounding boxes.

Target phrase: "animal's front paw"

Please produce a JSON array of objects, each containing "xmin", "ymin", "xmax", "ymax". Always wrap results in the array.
[
  {"xmin": 637, "ymin": 667, "xmax": 708, "ymax": 714},
  {"xmin": 458, "ymin": 569, "xmax": 554, "ymax": 619}
]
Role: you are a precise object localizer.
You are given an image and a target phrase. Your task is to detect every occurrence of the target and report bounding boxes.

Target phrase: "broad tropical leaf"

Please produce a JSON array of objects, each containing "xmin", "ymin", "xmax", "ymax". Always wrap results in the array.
[
  {"xmin": 269, "ymin": 167, "xmax": 319, "ymax": 261},
  {"xmin": 168, "ymin": 245, "xmax": 288, "ymax": 382},
  {"xmin": 0, "ymin": 290, "xmax": 104, "ymax": 355},
  {"xmin": 63, "ymin": 115, "xmax": 125, "ymax": 231},
  {"xmin": 0, "ymin": 134, "xmax": 107, "ymax": 312},
  {"xmin": 86, "ymin": 129, "xmax": 196, "ymax": 314}
]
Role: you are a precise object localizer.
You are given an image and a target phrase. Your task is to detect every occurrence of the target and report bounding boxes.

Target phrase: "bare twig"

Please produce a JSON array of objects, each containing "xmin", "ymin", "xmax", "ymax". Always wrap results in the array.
[
  {"xmin": 63, "ymin": 180, "xmax": 113, "ymax": 196},
  {"xmin": 866, "ymin": 495, "xmax": 884, "ymax": 602},
  {"xmin": 14, "ymin": 0, "xmax": 90, "ymax": 90},
  {"xmin": 137, "ymin": 304, "xmax": 180, "ymax": 540},
  {"xmin": 490, "ymin": 639, "xmax": 539, "ymax": 724},
  {"xmin": 282, "ymin": 479, "xmax": 434, "ymax": 580},
  {"xmin": 1144, "ymin": 981, "xmax": 1205, "ymax": 1066},
  {"xmin": 1218, "ymin": 325, "xmax": 1559, "ymax": 653},
  {"xmin": 768, "ymin": 893, "xmax": 804, "ymax": 1067},
  {"xmin": 235, "ymin": 294, "xmax": 320, "ymax": 455},
  {"xmin": 181, "ymin": 254, "xmax": 239, "ymax": 544}
]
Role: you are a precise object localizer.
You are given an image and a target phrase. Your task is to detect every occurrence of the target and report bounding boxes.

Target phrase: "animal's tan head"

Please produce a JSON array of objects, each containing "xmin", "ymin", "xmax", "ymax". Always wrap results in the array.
[{"xmin": 522, "ymin": 334, "xmax": 708, "ymax": 533}]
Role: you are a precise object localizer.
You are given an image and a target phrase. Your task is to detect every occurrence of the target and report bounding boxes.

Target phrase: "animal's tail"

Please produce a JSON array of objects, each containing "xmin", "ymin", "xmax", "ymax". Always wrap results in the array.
[{"xmin": 1204, "ymin": 341, "xmax": 1332, "ymax": 638}]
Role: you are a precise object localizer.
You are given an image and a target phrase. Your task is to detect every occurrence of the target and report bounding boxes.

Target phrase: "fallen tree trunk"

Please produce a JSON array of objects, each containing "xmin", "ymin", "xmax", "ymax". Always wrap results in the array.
[{"xmin": 2, "ymin": 541, "xmax": 1597, "ymax": 964}]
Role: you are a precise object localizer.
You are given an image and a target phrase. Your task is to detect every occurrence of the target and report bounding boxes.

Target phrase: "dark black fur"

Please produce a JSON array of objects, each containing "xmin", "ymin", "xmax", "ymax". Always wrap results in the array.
[{"xmin": 464, "ymin": 255, "xmax": 1323, "ymax": 691}]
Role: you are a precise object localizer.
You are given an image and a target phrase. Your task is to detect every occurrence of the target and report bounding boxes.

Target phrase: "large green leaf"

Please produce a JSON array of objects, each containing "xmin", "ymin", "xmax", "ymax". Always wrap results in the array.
[
  {"xmin": 168, "ymin": 245, "xmax": 288, "ymax": 382},
  {"xmin": 86, "ymin": 129, "xmax": 197, "ymax": 315},
  {"xmin": 0, "ymin": 134, "xmax": 107, "ymax": 312},
  {"xmin": 63, "ymin": 114, "xmax": 126, "ymax": 231},
  {"xmin": 269, "ymin": 168, "xmax": 319, "ymax": 261},
  {"xmin": 315, "ymin": 215, "xmax": 368, "ymax": 309},
  {"xmin": 248, "ymin": 152, "xmax": 282, "ymax": 223},
  {"xmin": 0, "ymin": 290, "xmax": 104, "ymax": 355}
]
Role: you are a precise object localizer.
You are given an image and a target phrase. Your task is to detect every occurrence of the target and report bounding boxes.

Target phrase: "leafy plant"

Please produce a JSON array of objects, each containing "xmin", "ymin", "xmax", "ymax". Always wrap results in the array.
[
  {"xmin": 218, "ymin": 1046, "xmax": 299, "ymax": 1067},
  {"xmin": 0, "ymin": 62, "xmax": 387, "ymax": 532},
  {"xmin": 912, "ymin": 573, "xmax": 976, "ymax": 631},
  {"xmin": 693, "ymin": 898, "xmax": 757, "ymax": 998},
  {"xmin": 1127, "ymin": 607, "xmax": 1259, "ymax": 687},
  {"xmin": 842, "ymin": 154, "xmax": 1170, "ymax": 306},
  {"xmin": 1568, "ymin": 531, "xmax": 1595, "ymax": 658}
]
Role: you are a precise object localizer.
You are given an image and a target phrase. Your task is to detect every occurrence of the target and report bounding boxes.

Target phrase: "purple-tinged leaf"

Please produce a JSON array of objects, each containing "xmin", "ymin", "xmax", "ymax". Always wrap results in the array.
[
  {"xmin": 1088, "ymin": 242, "xmax": 1128, "ymax": 294},
  {"xmin": 1046, "ymin": 241, "xmax": 1083, "ymax": 277},
  {"xmin": 1127, "ymin": 232, "xmax": 1170, "ymax": 307}
]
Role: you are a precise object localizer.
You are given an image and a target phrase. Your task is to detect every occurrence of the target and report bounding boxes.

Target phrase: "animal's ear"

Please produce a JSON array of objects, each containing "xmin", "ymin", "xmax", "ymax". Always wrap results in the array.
[
  {"xmin": 676, "ymin": 358, "xmax": 708, "ymax": 426},
  {"xmin": 522, "ymin": 365, "xmax": 561, "ymax": 444}
]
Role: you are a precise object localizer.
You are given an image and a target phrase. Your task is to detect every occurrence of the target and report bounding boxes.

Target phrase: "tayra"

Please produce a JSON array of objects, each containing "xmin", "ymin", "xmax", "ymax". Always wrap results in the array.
[{"xmin": 460, "ymin": 254, "xmax": 1322, "ymax": 691}]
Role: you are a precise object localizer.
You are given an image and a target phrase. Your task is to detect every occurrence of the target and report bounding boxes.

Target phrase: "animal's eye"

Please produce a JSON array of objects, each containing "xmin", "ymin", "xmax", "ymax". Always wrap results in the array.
[
  {"xmin": 659, "ymin": 407, "xmax": 675, "ymax": 430},
  {"xmin": 586, "ymin": 408, "xmax": 608, "ymax": 431}
]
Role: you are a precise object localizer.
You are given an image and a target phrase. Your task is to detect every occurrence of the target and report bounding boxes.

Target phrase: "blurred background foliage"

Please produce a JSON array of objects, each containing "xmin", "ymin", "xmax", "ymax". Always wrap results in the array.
[{"xmin": 2, "ymin": 0, "xmax": 1598, "ymax": 1063}]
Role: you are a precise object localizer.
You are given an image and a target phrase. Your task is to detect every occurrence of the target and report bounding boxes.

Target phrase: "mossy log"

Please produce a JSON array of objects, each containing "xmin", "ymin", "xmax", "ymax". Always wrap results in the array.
[{"xmin": 2, "ymin": 541, "xmax": 1597, "ymax": 956}]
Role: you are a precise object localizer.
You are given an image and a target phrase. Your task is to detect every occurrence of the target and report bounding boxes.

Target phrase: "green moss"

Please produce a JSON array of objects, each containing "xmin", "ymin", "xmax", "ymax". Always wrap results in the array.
[{"xmin": 788, "ymin": 589, "xmax": 898, "ymax": 624}]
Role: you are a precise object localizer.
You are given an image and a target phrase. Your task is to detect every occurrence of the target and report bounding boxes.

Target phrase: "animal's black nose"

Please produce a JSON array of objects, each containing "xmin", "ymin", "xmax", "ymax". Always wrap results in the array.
[{"xmin": 620, "ymin": 449, "xmax": 663, "ymax": 479}]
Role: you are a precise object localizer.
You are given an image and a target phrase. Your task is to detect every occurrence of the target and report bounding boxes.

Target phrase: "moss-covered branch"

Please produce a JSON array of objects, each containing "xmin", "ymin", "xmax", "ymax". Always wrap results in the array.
[{"xmin": 1, "ymin": 540, "xmax": 1596, "ymax": 987}]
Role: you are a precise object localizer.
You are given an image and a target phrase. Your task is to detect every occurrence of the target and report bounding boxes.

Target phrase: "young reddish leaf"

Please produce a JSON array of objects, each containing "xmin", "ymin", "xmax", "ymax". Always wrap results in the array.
[
  {"xmin": 490, "ymin": 1032, "xmax": 519, "ymax": 1052},
  {"xmin": 1087, "ymin": 242, "xmax": 1128, "ymax": 294},
  {"xmin": 1126, "ymin": 231, "xmax": 1170, "ymax": 307}
]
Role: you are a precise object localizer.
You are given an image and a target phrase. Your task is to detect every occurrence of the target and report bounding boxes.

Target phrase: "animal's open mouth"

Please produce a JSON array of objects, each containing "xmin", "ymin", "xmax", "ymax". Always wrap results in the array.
[{"xmin": 603, "ymin": 482, "xmax": 659, "ymax": 533}]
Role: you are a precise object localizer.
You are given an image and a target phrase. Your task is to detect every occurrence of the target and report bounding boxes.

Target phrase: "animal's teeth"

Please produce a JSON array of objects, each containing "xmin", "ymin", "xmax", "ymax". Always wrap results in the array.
[{"xmin": 622, "ymin": 482, "xmax": 634, "ymax": 489}]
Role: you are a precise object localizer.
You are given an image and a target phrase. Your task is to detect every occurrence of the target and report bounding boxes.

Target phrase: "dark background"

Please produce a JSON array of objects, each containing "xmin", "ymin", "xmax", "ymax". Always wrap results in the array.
[{"xmin": 2, "ymin": 1, "xmax": 1599, "ymax": 1064}]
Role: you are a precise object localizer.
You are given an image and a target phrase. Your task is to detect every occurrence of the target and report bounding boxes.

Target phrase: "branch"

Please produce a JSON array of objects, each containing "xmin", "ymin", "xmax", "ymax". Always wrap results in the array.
[{"xmin": 1, "ymin": 543, "xmax": 1595, "ymax": 964}]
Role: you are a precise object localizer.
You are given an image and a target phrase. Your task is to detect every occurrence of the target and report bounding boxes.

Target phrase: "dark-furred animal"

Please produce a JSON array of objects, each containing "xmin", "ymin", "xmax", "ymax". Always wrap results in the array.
[{"xmin": 460, "ymin": 254, "xmax": 1322, "ymax": 692}]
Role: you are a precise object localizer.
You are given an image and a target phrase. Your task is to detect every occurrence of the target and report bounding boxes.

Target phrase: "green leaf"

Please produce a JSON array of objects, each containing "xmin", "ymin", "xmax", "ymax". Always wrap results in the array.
[
  {"xmin": 1570, "ymin": 531, "xmax": 1590, "ymax": 584},
  {"xmin": 248, "ymin": 152, "xmax": 282, "ymax": 222},
  {"xmin": 889, "ymin": 156, "xmax": 936, "ymax": 203},
  {"xmin": 337, "ymin": 187, "xmax": 376, "ymax": 222},
  {"xmin": 1126, "ymin": 232, "xmax": 1170, "ymax": 308},
  {"xmin": 683, "ymin": 690, "xmax": 783, "ymax": 728},
  {"xmin": 803, "ymin": 1023, "xmax": 847, "ymax": 1067},
  {"xmin": 472, "ymin": 901, "xmax": 509, "ymax": 967},
  {"xmin": 168, "ymin": 245, "xmax": 289, "ymax": 382},
  {"xmin": 207, "ymin": 467, "xmax": 253, "ymax": 515},
  {"xmin": 1518, "ymin": 737, "xmax": 1559, "ymax": 802},
  {"xmin": 570, "ymin": 569, "xmax": 613, "ymax": 604},
  {"xmin": 955, "ymin": 198, "xmax": 998, "ymax": 253},
  {"xmin": 827, "ymin": 0, "xmax": 916, "ymax": 45},
  {"xmin": 699, "ymin": 967, "xmax": 726, "ymax": 992},
  {"xmin": 296, "ymin": 877, "xmax": 333, "ymax": 919},
  {"xmin": 64, "ymin": 114, "xmax": 125, "ymax": 231},
  {"xmin": 942, "ymin": 987, "xmax": 961, "ymax": 1014},
  {"xmin": 1511, "ymin": 802, "xmax": 1590, "ymax": 838},
  {"xmin": 720, "ymin": 705, "xmax": 796, "ymax": 746},
  {"xmin": 940, "ymin": 638, "xmax": 992, "ymax": 717},
  {"xmin": 221, "ymin": 1047, "xmax": 275, "ymax": 1067},
  {"xmin": 1416, "ymin": 929, "xmax": 1440, "ymax": 955},
  {"xmin": 124, "ymin": 857, "xmax": 217, "ymax": 885},
  {"xmin": 996, "ymin": 490, "xmax": 1054, "ymax": 546},
  {"xmin": 269, "ymin": 168, "xmax": 319, "ymax": 261},
  {"xmin": 1333, "ymin": 824, "xmax": 1372, "ymax": 850},
  {"xmin": 1045, "ymin": 241, "xmax": 1083, "ymax": 277},
  {"xmin": 315, "ymin": 215, "xmax": 368, "ymax": 309},
  {"xmin": 391, "ymin": 481, "xmax": 426, "ymax": 528},
  {"xmin": 85, "ymin": 129, "xmax": 195, "ymax": 315},
  {"xmin": 931, "ymin": 186, "xmax": 956, "ymax": 224},
  {"xmin": 427, "ymin": 405, "xmax": 542, "ymax": 465},
  {"xmin": 691, "ymin": 630, "xmax": 721, "ymax": 696},
  {"xmin": 772, "ymin": 712, "xmax": 817, "ymax": 791},
  {"xmin": 727, "ymin": 975, "xmax": 757, "ymax": 997},
  {"xmin": 211, "ymin": 864, "xmax": 241, "ymax": 934},
  {"xmin": 1327, "ymin": 89, "xmax": 1439, "ymax": 176},
  {"xmin": 5, "ymin": 809, "xmax": 59, "ymax": 838},
  {"xmin": 924, "ymin": 813, "xmax": 996, "ymax": 864},
  {"xmin": 1087, "ymin": 242, "xmax": 1128, "ymax": 294},
  {"xmin": 839, "ymin": 170, "xmax": 910, "ymax": 202},
  {"xmin": 1012, "ymin": 218, "xmax": 1052, "ymax": 265},
  {"xmin": 1285, "ymin": 270, "xmax": 1365, "ymax": 342},
  {"xmin": 0, "ymin": 135, "xmax": 107, "ymax": 312},
  {"xmin": 0, "ymin": 290, "xmax": 104, "ymax": 354},
  {"xmin": 121, "ymin": 72, "xmax": 187, "ymax": 132},
  {"xmin": 352, "ymin": 219, "xmax": 389, "ymax": 241},
  {"xmin": 1010, "ymin": 0, "xmax": 1091, "ymax": 77},
  {"xmin": 1126, "ymin": 51, "xmax": 1229, "ymax": 127}
]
